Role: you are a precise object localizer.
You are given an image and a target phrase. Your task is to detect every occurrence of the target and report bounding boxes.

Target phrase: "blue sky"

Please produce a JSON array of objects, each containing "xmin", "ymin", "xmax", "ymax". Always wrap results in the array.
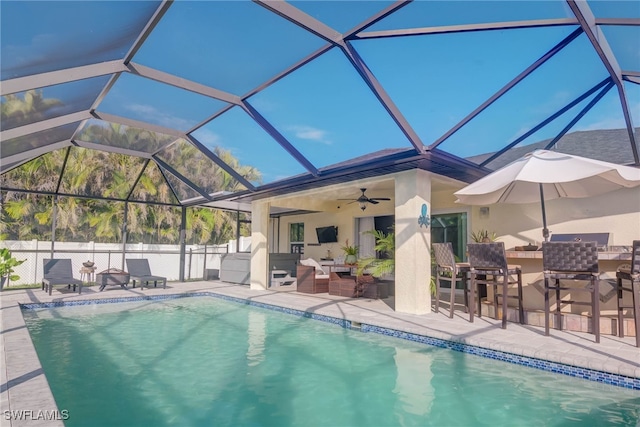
[{"xmin": 2, "ymin": 0, "xmax": 639, "ymax": 184}]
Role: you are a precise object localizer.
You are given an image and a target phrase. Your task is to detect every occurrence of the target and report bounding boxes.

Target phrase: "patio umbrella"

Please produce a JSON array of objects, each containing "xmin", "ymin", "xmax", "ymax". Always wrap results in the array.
[{"xmin": 454, "ymin": 150, "xmax": 640, "ymax": 241}]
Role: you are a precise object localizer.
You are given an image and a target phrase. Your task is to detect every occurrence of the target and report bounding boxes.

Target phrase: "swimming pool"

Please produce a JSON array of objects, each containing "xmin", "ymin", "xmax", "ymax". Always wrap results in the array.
[{"xmin": 23, "ymin": 295, "xmax": 640, "ymax": 426}]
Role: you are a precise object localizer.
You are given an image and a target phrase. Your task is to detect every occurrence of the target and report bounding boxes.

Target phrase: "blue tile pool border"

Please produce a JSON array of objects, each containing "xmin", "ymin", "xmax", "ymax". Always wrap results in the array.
[{"xmin": 20, "ymin": 292, "xmax": 640, "ymax": 391}]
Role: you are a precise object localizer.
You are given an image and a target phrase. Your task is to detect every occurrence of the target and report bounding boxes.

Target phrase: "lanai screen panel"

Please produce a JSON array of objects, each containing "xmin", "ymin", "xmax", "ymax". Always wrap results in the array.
[
  {"xmin": 129, "ymin": 162, "xmax": 180, "ymax": 206},
  {"xmin": 599, "ymin": 25, "xmax": 640, "ymax": 72},
  {"xmin": 191, "ymin": 106, "xmax": 308, "ymax": 186},
  {"xmin": 1, "ymin": 123, "xmax": 78, "ymax": 159},
  {"xmin": 76, "ymin": 119, "xmax": 178, "ymax": 154},
  {"xmin": 290, "ymin": 1, "xmax": 395, "ymax": 33},
  {"xmin": 353, "ymin": 25, "xmax": 580, "ymax": 148},
  {"xmin": 155, "ymin": 139, "xmax": 248, "ymax": 199},
  {"xmin": 478, "ymin": 88, "xmax": 613, "ymax": 169},
  {"xmin": 159, "ymin": 165, "xmax": 206, "ymax": 203},
  {"xmin": 58, "ymin": 147, "xmax": 148, "ymax": 199},
  {"xmin": 98, "ymin": 74, "xmax": 229, "ymax": 132},
  {"xmin": 1, "ymin": 77, "xmax": 109, "ymax": 131},
  {"xmin": 436, "ymin": 32, "xmax": 612, "ymax": 160},
  {"xmin": 366, "ymin": 0, "xmax": 573, "ymax": 30},
  {"xmin": 248, "ymin": 48, "xmax": 410, "ymax": 168},
  {"xmin": 588, "ymin": 1, "xmax": 640, "ymax": 19},
  {"xmin": 1, "ymin": 1, "xmax": 160, "ymax": 79},
  {"xmin": 133, "ymin": 1, "xmax": 327, "ymax": 95},
  {"xmin": 0, "ymin": 150, "xmax": 65, "ymax": 192},
  {"xmin": 1, "ymin": 0, "xmax": 639, "ymax": 206}
]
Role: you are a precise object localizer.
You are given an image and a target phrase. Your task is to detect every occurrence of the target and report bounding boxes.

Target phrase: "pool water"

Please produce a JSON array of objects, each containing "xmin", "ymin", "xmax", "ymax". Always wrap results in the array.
[{"xmin": 24, "ymin": 296, "xmax": 640, "ymax": 427}]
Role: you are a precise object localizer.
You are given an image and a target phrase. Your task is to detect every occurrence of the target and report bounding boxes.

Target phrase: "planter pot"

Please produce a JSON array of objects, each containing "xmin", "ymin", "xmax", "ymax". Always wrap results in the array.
[
  {"xmin": 0, "ymin": 276, "xmax": 6, "ymax": 291},
  {"xmin": 344, "ymin": 254, "xmax": 357, "ymax": 265}
]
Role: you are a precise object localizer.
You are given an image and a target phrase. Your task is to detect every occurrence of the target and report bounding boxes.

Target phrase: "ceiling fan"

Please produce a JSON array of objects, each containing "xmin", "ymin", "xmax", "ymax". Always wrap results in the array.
[{"xmin": 339, "ymin": 188, "xmax": 391, "ymax": 211}]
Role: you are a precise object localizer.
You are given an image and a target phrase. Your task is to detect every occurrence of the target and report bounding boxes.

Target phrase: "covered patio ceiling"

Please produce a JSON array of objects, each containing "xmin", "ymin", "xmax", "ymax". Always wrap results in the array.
[{"xmin": 1, "ymin": 1, "xmax": 639, "ymax": 212}]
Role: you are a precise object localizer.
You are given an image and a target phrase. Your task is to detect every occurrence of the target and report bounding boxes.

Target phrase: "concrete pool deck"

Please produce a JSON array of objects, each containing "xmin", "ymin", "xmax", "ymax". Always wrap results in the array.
[{"xmin": 1, "ymin": 280, "xmax": 639, "ymax": 426}]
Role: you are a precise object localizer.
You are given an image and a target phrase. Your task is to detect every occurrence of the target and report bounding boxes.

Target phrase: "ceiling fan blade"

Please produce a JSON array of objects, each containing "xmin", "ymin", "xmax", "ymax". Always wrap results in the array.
[
  {"xmin": 337, "ymin": 198, "xmax": 357, "ymax": 201},
  {"xmin": 370, "ymin": 197, "xmax": 391, "ymax": 201},
  {"xmin": 369, "ymin": 200, "xmax": 380, "ymax": 204}
]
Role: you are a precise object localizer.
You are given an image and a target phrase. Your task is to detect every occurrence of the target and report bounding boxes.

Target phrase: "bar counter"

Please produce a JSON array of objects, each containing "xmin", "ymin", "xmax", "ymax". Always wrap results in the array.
[{"xmin": 505, "ymin": 250, "xmax": 632, "ymax": 261}]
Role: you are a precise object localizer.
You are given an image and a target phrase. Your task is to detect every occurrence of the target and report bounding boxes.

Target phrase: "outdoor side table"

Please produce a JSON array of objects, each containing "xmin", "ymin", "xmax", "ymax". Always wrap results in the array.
[{"xmin": 79, "ymin": 266, "xmax": 97, "ymax": 283}]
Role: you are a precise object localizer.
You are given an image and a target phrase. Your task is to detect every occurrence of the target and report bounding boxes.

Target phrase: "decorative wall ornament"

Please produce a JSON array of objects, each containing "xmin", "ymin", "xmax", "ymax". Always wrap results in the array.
[{"xmin": 418, "ymin": 203, "xmax": 430, "ymax": 228}]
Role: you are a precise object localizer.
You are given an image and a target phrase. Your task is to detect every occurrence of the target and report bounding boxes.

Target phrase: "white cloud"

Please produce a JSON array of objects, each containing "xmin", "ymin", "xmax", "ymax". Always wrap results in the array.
[
  {"xmin": 192, "ymin": 128, "xmax": 221, "ymax": 147},
  {"xmin": 287, "ymin": 125, "xmax": 332, "ymax": 145},
  {"xmin": 125, "ymin": 103, "xmax": 193, "ymax": 131}
]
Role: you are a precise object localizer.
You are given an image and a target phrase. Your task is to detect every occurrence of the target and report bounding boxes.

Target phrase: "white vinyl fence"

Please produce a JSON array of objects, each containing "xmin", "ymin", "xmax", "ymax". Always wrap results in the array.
[{"xmin": 0, "ymin": 238, "xmax": 249, "ymax": 287}]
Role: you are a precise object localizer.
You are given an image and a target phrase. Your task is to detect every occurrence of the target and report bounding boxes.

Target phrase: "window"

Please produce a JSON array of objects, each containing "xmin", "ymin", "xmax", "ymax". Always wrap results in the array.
[
  {"xmin": 290, "ymin": 222, "xmax": 304, "ymax": 254},
  {"xmin": 431, "ymin": 212, "xmax": 468, "ymax": 261},
  {"xmin": 432, "ymin": 212, "xmax": 468, "ymax": 291}
]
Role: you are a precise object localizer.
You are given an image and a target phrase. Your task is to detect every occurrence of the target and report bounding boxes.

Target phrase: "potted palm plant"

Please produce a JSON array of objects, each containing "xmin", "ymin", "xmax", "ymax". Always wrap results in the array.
[
  {"xmin": 0, "ymin": 248, "xmax": 26, "ymax": 290},
  {"xmin": 341, "ymin": 239, "xmax": 359, "ymax": 265},
  {"xmin": 356, "ymin": 230, "xmax": 394, "ymax": 277},
  {"xmin": 471, "ymin": 229, "xmax": 498, "ymax": 243}
]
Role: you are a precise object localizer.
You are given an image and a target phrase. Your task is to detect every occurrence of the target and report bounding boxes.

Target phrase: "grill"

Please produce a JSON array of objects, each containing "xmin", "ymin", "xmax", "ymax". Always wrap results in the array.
[
  {"xmin": 549, "ymin": 233, "xmax": 610, "ymax": 251},
  {"xmin": 95, "ymin": 268, "xmax": 130, "ymax": 291}
]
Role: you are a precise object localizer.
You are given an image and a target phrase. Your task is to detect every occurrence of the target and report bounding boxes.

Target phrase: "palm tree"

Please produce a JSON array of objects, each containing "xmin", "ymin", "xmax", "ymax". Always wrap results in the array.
[
  {"xmin": 1, "ymin": 93, "xmax": 264, "ymax": 245},
  {"xmin": 1, "ymin": 90, "xmax": 63, "ymax": 129}
]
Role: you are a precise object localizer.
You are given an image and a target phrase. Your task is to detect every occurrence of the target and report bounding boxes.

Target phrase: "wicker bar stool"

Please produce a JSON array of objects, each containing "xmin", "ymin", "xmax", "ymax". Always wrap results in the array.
[
  {"xmin": 433, "ymin": 242, "xmax": 470, "ymax": 318},
  {"xmin": 467, "ymin": 242, "xmax": 524, "ymax": 329},
  {"xmin": 616, "ymin": 240, "xmax": 640, "ymax": 347},
  {"xmin": 542, "ymin": 241, "xmax": 600, "ymax": 343}
]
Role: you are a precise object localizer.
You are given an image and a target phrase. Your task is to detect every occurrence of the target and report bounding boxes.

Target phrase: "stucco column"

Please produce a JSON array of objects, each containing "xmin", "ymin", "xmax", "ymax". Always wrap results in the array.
[
  {"xmin": 250, "ymin": 200, "xmax": 270, "ymax": 290},
  {"xmin": 394, "ymin": 169, "xmax": 432, "ymax": 314}
]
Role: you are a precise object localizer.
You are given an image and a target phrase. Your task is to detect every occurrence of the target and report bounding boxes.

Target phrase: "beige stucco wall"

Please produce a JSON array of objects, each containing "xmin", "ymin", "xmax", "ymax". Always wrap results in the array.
[
  {"xmin": 467, "ymin": 186, "xmax": 640, "ymax": 248},
  {"xmin": 267, "ymin": 177, "xmax": 397, "ymax": 259},
  {"xmin": 394, "ymin": 169, "xmax": 432, "ymax": 315},
  {"xmin": 250, "ymin": 200, "xmax": 270, "ymax": 290},
  {"xmin": 274, "ymin": 203, "xmax": 394, "ymax": 260}
]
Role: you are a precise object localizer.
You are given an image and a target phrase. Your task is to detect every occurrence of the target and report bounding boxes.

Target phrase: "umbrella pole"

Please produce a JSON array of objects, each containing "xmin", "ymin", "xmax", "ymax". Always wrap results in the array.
[{"xmin": 539, "ymin": 184, "xmax": 550, "ymax": 242}]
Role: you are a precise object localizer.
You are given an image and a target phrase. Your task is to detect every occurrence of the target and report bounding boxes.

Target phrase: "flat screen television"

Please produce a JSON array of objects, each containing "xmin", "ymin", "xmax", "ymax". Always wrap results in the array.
[{"xmin": 316, "ymin": 226, "xmax": 338, "ymax": 244}]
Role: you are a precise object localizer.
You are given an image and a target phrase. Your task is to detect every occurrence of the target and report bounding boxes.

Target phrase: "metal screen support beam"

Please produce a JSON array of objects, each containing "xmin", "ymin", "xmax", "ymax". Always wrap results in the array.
[
  {"xmin": 186, "ymin": 135, "xmax": 257, "ymax": 191},
  {"xmin": 179, "ymin": 207, "xmax": 186, "ymax": 282},
  {"xmin": 544, "ymin": 81, "xmax": 615, "ymax": 150},
  {"xmin": 480, "ymin": 77, "xmax": 612, "ymax": 167},
  {"xmin": 341, "ymin": 41, "xmax": 425, "ymax": 153},
  {"xmin": 429, "ymin": 28, "xmax": 582, "ymax": 150},
  {"xmin": 121, "ymin": 202, "xmax": 128, "ymax": 270},
  {"xmin": 0, "ymin": 111, "xmax": 91, "ymax": 141},
  {"xmin": 566, "ymin": 0, "xmax": 639, "ymax": 164},
  {"xmin": 236, "ymin": 210, "xmax": 241, "ymax": 253},
  {"xmin": 241, "ymin": 102, "xmax": 319, "ymax": 176},
  {"xmin": 50, "ymin": 196, "xmax": 58, "ymax": 259},
  {"xmin": 153, "ymin": 156, "xmax": 214, "ymax": 201}
]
